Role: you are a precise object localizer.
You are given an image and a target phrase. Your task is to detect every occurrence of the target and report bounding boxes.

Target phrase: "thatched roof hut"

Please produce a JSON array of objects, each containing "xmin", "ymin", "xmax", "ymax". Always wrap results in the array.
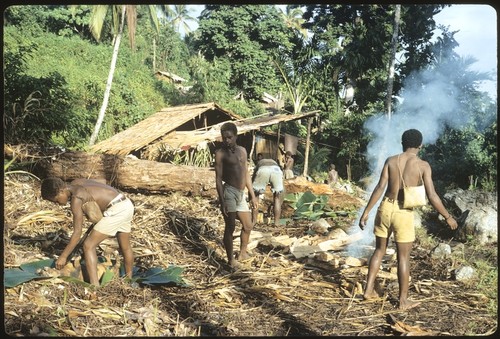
[
  {"xmin": 91, "ymin": 102, "xmax": 242, "ymax": 157},
  {"xmin": 91, "ymin": 102, "xmax": 318, "ymax": 165}
]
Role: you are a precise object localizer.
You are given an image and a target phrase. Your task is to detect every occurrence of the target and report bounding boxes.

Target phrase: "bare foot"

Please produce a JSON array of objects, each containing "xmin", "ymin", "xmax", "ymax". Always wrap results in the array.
[
  {"xmin": 363, "ymin": 291, "xmax": 380, "ymax": 300},
  {"xmin": 398, "ymin": 300, "xmax": 421, "ymax": 311},
  {"xmin": 237, "ymin": 252, "xmax": 252, "ymax": 261},
  {"xmin": 230, "ymin": 258, "xmax": 242, "ymax": 269}
]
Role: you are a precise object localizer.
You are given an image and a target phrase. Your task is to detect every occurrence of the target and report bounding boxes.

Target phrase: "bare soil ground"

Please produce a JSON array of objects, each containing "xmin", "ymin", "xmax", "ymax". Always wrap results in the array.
[{"xmin": 3, "ymin": 174, "xmax": 497, "ymax": 336}]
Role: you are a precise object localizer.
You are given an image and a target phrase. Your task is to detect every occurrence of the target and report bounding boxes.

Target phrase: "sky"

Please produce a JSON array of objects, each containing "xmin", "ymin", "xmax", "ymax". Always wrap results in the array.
[
  {"xmin": 434, "ymin": 4, "xmax": 497, "ymax": 97},
  {"xmin": 184, "ymin": 4, "xmax": 497, "ymax": 98}
]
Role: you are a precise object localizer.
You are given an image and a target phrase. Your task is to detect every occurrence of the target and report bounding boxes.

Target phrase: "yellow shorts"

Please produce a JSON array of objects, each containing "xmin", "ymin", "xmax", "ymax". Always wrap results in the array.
[
  {"xmin": 223, "ymin": 183, "xmax": 250, "ymax": 213},
  {"xmin": 374, "ymin": 197, "xmax": 415, "ymax": 243},
  {"xmin": 94, "ymin": 196, "xmax": 134, "ymax": 236}
]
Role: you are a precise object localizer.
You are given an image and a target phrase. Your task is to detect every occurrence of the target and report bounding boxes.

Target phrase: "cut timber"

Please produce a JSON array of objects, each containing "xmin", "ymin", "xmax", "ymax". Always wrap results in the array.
[
  {"xmin": 290, "ymin": 232, "xmax": 364, "ymax": 259},
  {"xmin": 34, "ymin": 151, "xmax": 217, "ymax": 197}
]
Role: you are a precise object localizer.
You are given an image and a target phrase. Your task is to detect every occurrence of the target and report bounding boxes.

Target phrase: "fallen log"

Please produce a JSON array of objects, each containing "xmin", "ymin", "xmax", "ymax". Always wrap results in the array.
[{"xmin": 34, "ymin": 151, "xmax": 218, "ymax": 198}]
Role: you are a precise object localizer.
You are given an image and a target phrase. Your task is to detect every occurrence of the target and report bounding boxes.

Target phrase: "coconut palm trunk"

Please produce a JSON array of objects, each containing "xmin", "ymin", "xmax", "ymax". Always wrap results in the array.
[
  {"xmin": 88, "ymin": 6, "xmax": 126, "ymax": 146},
  {"xmin": 385, "ymin": 4, "xmax": 401, "ymax": 119}
]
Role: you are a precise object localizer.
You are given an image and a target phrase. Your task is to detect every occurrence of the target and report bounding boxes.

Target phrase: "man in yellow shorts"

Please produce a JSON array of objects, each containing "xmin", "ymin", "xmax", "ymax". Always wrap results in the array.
[{"xmin": 359, "ymin": 129, "xmax": 457, "ymax": 310}]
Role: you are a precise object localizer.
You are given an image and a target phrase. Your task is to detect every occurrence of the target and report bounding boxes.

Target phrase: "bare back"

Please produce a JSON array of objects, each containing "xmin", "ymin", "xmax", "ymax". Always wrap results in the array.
[
  {"xmin": 71, "ymin": 179, "xmax": 119, "ymax": 211},
  {"xmin": 385, "ymin": 152, "xmax": 427, "ymax": 201}
]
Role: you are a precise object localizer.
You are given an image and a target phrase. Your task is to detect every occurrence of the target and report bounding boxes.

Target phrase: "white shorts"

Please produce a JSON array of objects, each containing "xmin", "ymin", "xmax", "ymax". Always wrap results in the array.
[
  {"xmin": 223, "ymin": 183, "xmax": 250, "ymax": 213},
  {"xmin": 253, "ymin": 165, "xmax": 284, "ymax": 194},
  {"xmin": 94, "ymin": 196, "xmax": 134, "ymax": 236}
]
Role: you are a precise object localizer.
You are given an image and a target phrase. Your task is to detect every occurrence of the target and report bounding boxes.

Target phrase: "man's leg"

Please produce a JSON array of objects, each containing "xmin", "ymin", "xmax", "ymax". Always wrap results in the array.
[
  {"xmin": 223, "ymin": 213, "xmax": 237, "ymax": 266},
  {"xmin": 236, "ymin": 211, "xmax": 253, "ymax": 261},
  {"xmin": 395, "ymin": 241, "xmax": 420, "ymax": 310},
  {"xmin": 82, "ymin": 230, "xmax": 110, "ymax": 286},
  {"xmin": 116, "ymin": 231, "xmax": 134, "ymax": 279},
  {"xmin": 363, "ymin": 236, "xmax": 388, "ymax": 299},
  {"xmin": 273, "ymin": 192, "xmax": 282, "ymax": 226},
  {"xmin": 252, "ymin": 191, "xmax": 260, "ymax": 223}
]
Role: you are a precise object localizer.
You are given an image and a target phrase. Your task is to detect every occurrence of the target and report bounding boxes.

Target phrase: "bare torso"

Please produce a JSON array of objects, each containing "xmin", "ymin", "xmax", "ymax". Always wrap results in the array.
[
  {"xmin": 217, "ymin": 146, "xmax": 248, "ymax": 190},
  {"xmin": 70, "ymin": 179, "xmax": 119, "ymax": 211}
]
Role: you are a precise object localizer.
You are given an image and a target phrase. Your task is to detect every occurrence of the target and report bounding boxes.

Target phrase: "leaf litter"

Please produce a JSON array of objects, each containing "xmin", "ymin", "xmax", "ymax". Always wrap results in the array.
[{"xmin": 3, "ymin": 173, "xmax": 497, "ymax": 336}]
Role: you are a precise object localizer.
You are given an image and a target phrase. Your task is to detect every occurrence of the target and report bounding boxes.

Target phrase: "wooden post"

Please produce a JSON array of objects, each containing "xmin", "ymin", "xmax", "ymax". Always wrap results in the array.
[
  {"xmin": 303, "ymin": 117, "xmax": 312, "ymax": 177},
  {"xmin": 249, "ymin": 131, "xmax": 256, "ymax": 162},
  {"xmin": 276, "ymin": 123, "xmax": 281, "ymax": 164}
]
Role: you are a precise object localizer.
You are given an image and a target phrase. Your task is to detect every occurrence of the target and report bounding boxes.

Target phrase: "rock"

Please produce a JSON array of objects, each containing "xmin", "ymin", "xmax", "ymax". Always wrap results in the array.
[
  {"xmin": 343, "ymin": 256, "xmax": 367, "ymax": 267},
  {"xmin": 315, "ymin": 252, "xmax": 337, "ymax": 262},
  {"xmin": 453, "ymin": 266, "xmax": 475, "ymax": 281},
  {"xmin": 310, "ymin": 218, "xmax": 330, "ymax": 235},
  {"xmin": 430, "ymin": 243, "xmax": 452, "ymax": 259},
  {"xmin": 328, "ymin": 228, "xmax": 348, "ymax": 239},
  {"xmin": 443, "ymin": 189, "xmax": 497, "ymax": 244}
]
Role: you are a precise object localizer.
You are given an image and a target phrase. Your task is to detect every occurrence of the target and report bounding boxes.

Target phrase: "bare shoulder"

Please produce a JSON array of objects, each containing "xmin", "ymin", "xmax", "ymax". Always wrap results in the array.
[
  {"xmin": 215, "ymin": 148, "xmax": 225, "ymax": 159},
  {"xmin": 237, "ymin": 145, "xmax": 247, "ymax": 155},
  {"xmin": 71, "ymin": 184, "xmax": 91, "ymax": 201},
  {"xmin": 418, "ymin": 158, "xmax": 432, "ymax": 171},
  {"xmin": 386, "ymin": 154, "xmax": 398, "ymax": 165}
]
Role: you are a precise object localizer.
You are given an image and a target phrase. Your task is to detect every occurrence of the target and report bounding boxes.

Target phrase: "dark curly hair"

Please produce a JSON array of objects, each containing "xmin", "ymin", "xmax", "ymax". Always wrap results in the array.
[
  {"xmin": 41, "ymin": 177, "xmax": 65, "ymax": 200},
  {"xmin": 401, "ymin": 129, "xmax": 423, "ymax": 150},
  {"xmin": 221, "ymin": 122, "xmax": 238, "ymax": 135}
]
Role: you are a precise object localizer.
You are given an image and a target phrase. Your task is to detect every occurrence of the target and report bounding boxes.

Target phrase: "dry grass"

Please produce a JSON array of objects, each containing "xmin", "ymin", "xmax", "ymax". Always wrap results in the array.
[{"xmin": 3, "ymin": 173, "xmax": 497, "ymax": 336}]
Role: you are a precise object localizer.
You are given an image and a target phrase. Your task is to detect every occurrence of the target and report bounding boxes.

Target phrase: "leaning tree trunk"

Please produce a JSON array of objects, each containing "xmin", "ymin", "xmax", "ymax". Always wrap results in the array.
[
  {"xmin": 385, "ymin": 4, "xmax": 401, "ymax": 119},
  {"xmin": 89, "ymin": 6, "xmax": 126, "ymax": 146},
  {"xmin": 34, "ymin": 151, "xmax": 218, "ymax": 198}
]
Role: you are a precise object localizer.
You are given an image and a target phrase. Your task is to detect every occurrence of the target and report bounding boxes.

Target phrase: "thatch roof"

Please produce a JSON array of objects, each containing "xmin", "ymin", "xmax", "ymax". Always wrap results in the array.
[
  {"xmin": 91, "ymin": 102, "xmax": 242, "ymax": 156},
  {"xmin": 151, "ymin": 110, "xmax": 319, "ymax": 150},
  {"xmin": 91, "ymin": 101, "xmax": 318, "ymax": 156}
]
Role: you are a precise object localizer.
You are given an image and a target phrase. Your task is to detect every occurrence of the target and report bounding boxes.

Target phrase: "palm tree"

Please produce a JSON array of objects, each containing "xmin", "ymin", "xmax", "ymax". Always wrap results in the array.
[
  {"xmin": 87, "ymin": 5, "xmax": 160, "ymax": 146},
  {"xmin": 170, "ymin": 4, "xmax": 197, "ymax": 35},
  {"xmin": 273, "ymin": 39, "xmax": 317, "ymax": 114},
  {"xmin": 279, "ymin": 5, "xmax": 308, "ymax": 38}
]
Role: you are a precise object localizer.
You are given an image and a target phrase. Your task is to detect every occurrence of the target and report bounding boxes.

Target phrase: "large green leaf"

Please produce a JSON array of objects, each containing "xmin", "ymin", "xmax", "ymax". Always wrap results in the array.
[
  {"xmin": 20, "ymin": 259, "xmax": 55, "ymax": 273},
  {"xmin": 4, "ymin": 259, "xmax": 55, "ymax": 287},
  {"xmin": 4, "ymin": 268, "xmax": 49, "ymax": 288},
  {"xmin": 134, "ymin": 265, "xmax": 188, "ymax": 287}
]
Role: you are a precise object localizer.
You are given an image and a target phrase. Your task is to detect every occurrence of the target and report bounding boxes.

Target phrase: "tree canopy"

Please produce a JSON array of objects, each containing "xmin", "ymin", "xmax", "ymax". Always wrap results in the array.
[{"xmin": 3, "ymin": 4, "xmax": 496, "ymax": 191}]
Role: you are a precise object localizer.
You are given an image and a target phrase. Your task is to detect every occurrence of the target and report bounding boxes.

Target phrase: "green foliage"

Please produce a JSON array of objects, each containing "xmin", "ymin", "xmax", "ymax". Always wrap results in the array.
[
  {"xmin": 194, "ymin": 5, "xmax": 292, "ymax": 100},
  {"xmin": 133, "ymin": 266, "xmax": 189, "ymax": 287},
  {"xmin": 170, "ymin": 146, "xmax": 214, "ymax": 167},
  {"xmin": 3, "ymin": 24, "xmax": 167, "ymax": 148},
  {"xmin": 285, "ymin": 191, "xmax": 336, "ymax": 221},
  {"xmin": 4, "ymin": 259, "xmax": 55, "ymax": 288},
  {"xmin": 4, "ymin": 258, "xmax": 188, "ymax": 288},
  {"xmin": 424, "ymin": 122, "xmax": 497, "ymax": 192},
  {"xmin": 294, "ymin": 145, "xmax": 331, "ymax": 180}
]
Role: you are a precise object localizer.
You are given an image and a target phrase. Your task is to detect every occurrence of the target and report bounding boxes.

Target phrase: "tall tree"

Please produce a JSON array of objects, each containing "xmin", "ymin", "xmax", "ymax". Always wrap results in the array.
[
  {"xmin": 385, "ymin": 4, "xmax": 401, "ymax": 117},
  {"xmin": 170, "ymin": 4, "xmax": 197, "ymax": 35},
  {"xmin": 87, "ymin": 5, "xmax": 159, "ymax": 146},
  {"xmin": 273, "ymin": 34, "xmax": 318, "ymax": 114},
  {"xmin": 279, "ymin": 5, "xmax": 308, "ymax": 38},
  {"xmin": 194, "ymin": 5, "xmax": 293, "ymax": 101}
]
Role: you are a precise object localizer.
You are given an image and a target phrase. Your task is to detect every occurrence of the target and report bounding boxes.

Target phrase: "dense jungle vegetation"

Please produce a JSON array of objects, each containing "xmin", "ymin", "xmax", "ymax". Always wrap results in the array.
[{"xmin": 3, "ymin": 4, "xmax": 497, "ymax": 192}]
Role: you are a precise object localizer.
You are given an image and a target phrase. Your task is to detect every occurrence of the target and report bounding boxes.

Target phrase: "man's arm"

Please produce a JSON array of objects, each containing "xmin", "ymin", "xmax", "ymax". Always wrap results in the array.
[
  {"xmin": 359, "ymin": 159, "xmax": 389, "ymax": 230},
  {"xmin": 246, "ymin": 167, "xmax": 258, "ymax": 209},
  {"xmin": 214, "ymin": 150, "xmax": 227, "ymax": 216},
  {"xmin": 56, "ymin": 196, "xmax": 85, "ymax": 269},
  {"xmin": 422, "ymin": 162, "xmax": 458, "ymax": 230}
]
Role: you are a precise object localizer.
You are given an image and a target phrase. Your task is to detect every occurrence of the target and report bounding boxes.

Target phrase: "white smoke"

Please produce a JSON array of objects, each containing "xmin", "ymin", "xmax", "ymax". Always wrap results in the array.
[{"xmin": 347, "ymin": 65, "xmax": 467, "ymax": 256}]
